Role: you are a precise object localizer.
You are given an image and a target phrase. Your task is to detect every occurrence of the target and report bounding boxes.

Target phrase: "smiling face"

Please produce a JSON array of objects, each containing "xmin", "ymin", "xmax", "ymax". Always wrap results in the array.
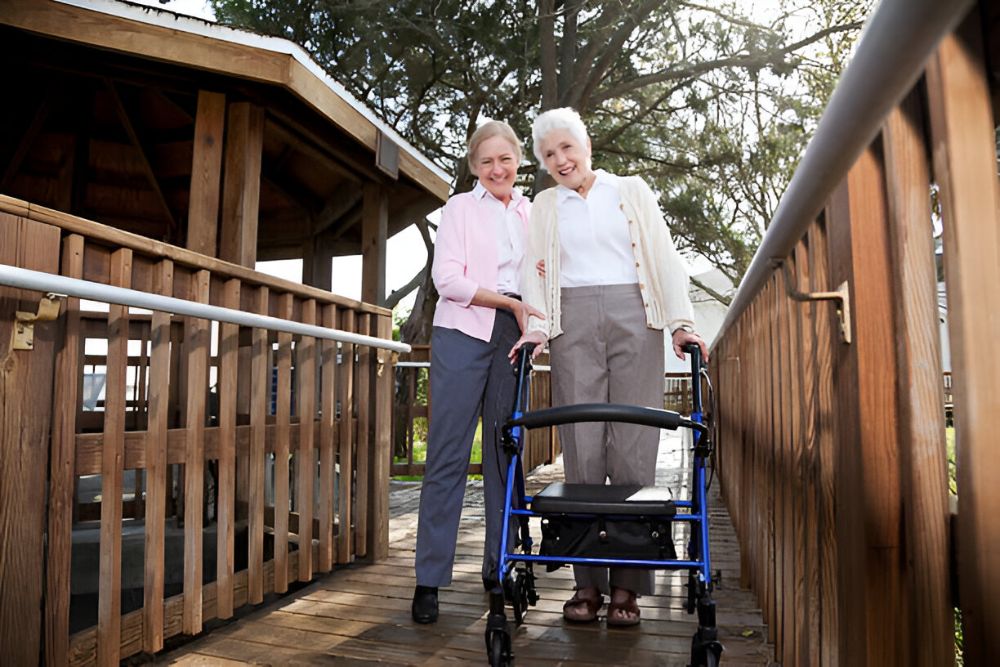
[
  {"xmin": 538, "ymin": 128, "xmax": 593, "ymax": 191},
  {"xmin": 473, "ymin": 135, "xmax": 519, "ymax": 204}
]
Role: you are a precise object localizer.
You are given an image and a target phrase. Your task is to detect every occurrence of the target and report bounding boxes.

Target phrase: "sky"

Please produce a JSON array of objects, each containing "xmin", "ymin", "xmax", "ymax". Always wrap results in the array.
[{"xmin": 128, "ymin": 0, "xmax": 830, "ymax": 311}]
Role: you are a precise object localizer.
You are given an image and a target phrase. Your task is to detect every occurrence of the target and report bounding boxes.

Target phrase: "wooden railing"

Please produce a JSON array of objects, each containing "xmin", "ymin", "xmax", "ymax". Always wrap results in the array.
[
  {"xmin": 391, "ymin": 347, "xmax": 559, "ymax": 476},
  {"xmin": 0, "ymin": 196, "xmax": 398, "ymax": 666},
  {"xmin": 709, "ymin": 0, "xmax": 998, "ymax": 664}
]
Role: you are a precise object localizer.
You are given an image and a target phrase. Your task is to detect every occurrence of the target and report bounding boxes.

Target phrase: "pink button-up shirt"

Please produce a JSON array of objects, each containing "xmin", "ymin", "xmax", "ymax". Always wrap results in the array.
[{"xmin": 432, "ymin": 183, "xmax": 530, "ymax": 342}]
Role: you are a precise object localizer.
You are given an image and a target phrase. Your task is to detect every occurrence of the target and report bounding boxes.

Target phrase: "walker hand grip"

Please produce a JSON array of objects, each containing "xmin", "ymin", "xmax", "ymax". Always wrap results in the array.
[{"xmin": 508, "ymin": 403, "xmax": 683, "ymax": 431}]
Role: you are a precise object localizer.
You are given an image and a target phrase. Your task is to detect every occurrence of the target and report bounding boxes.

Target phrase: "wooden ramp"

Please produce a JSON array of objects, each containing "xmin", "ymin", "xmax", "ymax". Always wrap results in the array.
[{"xmin": 157, "ymin": 433, "xmax": 775, "ymax": 666}]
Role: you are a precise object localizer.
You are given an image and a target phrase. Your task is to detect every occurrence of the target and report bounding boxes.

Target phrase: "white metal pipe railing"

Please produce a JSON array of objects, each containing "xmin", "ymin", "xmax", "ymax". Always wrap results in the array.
[
  {"xmin": 0, "ymin": 263, "xmax": 411, "ymax": 354},
  {"xmin": 396, "ymin": 360, "xmax": 552, "ymax": 372}
]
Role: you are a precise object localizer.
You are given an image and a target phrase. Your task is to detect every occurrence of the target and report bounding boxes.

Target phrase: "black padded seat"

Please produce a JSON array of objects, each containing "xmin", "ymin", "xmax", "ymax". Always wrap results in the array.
[{"xmin": 531, "ymin": 482, "xmax": 676, "ymax": 517}]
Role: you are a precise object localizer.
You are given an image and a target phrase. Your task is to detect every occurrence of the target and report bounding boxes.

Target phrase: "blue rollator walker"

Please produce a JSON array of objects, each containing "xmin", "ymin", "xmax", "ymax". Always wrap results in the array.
[{"xmin": 484, "ymin": 343, "xmax": 723, "ymax": 667}]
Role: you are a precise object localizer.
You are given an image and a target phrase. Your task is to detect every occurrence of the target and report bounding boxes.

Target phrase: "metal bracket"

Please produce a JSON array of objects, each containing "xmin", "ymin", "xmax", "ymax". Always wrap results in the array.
[
  {"xmin": 13, "ymin": 293, "xmax": 62, "ymax": 350},
  {"xmin": 376, "ymin": 350, "xmax": 400, "ymax": 378},
  {"xmin": 775, "ymin": 260, "xmax": 852, "ymax": 344}
]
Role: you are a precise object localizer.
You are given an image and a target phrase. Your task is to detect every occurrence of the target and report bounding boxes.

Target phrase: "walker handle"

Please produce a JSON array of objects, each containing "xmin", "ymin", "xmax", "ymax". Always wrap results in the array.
[
  {"xmin": 507, "ymin": 402, "xmax": 705, "ymax": 435},
  {"xmin": 683, "ymin": 343, "xmax": 703, "ymax": 414}
]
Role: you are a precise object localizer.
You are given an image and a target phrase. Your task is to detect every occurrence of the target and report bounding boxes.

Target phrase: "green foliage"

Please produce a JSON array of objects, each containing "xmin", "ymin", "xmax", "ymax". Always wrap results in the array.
[{"xmin": 207, "ymin": 0, "xmax": 871, "ymax": 295}]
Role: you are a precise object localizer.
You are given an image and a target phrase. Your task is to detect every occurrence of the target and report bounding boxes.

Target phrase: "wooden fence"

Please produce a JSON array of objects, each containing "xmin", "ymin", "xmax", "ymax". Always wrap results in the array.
[
  {"xmin": 390, "ymin": 347, "xmax": 559, "ymax": 477},
  {"xmin": 0, "ymin": 196, "xmax": 396, "ymax": 666},
  {"xmin": 709, "ymin": 1, "xmax": 998, "ymax": 664}
]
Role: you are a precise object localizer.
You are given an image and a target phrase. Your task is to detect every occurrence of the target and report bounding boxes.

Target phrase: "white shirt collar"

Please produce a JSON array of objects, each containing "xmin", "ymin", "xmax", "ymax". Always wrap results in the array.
[
  {"xmin": 556, "ymin": 168, "xmax": 618, "ymax": 202},
  {"xmin": 473, "ymin": 180, "xmax": 523, "ymax": 206}
]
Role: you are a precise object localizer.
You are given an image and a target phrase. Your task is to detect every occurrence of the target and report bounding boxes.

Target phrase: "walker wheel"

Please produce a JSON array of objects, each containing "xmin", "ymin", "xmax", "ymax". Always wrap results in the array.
[
  {"xmin": 512, "ymin": 571, "xmax": 529, "ymax": 625},
  {"xmin": 486, "ymin": 627, "xmax": 512, "ymax": 667}
]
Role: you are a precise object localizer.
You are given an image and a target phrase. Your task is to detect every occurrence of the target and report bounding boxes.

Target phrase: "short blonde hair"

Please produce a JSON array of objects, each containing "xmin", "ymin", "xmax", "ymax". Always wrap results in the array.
[
  {"xmin": 467, "ymin": 120, "xmax": 523, "ymax": 170},
  {"xmin": 531, "ymin": 107, "xmax": 589, "ymax": 163}
]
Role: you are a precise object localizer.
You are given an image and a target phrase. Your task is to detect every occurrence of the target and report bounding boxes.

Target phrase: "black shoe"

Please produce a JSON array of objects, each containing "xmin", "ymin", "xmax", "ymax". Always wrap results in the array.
[{"xmin": 412, "ymin": 585, "xmax": 439, "ymax": 624}]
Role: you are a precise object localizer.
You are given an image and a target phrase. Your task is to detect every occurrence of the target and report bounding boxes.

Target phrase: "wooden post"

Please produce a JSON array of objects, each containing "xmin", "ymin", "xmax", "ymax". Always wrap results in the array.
[
  {"xmin": 881, "ymin": 91, "xmax": 953, "ymax": 667},
  {"xmin": 248, "ymin": 286, "xmax": 269, "ymax": 604},
  {"xmin": 182, "ymin": 269, "xmax": 210, "ymax": 635},
  {"xmin": 98, "ymin": 248, "xmax": 132, "ymax": 666},
  {"xmin": 827, "ymin": 144, "xmax": 906, "ymax": 666},
  {"xmin": 219, "ymin": 102, "xmax": 264, "ymax": 268},
  {"xmin": 217, "ymin": 279, "xmax": 241, "ymax": 618},
  {"xmin": 370, "ymin": 313, "xmax": 393, "ymax": 560},
  {"xmin": 361, "ymin": 183, "xmax": 387, "ymax": 306},
  {"xmin": 337, "ymin": 308, "xmax": 355, "ymax": 563},
  {"xmin": 45, "ymin": 233, "xmax": 84, "ymax": 666},
  {"xmin": 274, "ymin": 293, "xmax": 294, "ymax": 592},
  {"xmin": 318, "ymin": 304, "xmax": 338, "ymax": 572},
  {"xmin": 143, "ymin": 259, "xmax": 173, "ymax": 652},
  {"xmin": 0, "ymin": 215, "xmax": 60, "ymax": 667},
  {"xmin": 297, "ymin": 299, "xmax": 317, "ymax": 581},
  {"xmin": 302, "ymin": 236, "xmax": 333, "ymax": 292},
  {"xmin": 926, "ymin": 20, "xmax": 1000, "ymax": 664},
  {"xmin": 354, "ymin": 313, "xmax": 371, "ymax": 558},
  {"xmin": 186, "ymin": 91, "xmax": 226, "ymax": 257}
]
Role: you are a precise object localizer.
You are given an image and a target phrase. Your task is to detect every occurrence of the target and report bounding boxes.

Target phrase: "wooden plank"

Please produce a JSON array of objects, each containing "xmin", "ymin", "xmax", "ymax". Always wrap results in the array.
[
  {"xmin": 318, "ymin": 304, "xmax": 338, "ymax": 572},
  {"xmin": 0, "ymin": 216, "xmax": 60, "ymax": 667},
  {"xmin": 337, "ymin": 308, "xmax": 356, "ymax": 563},
  {"xmin": 186, "ymin": 90, "xmax": 226, "ymax": 257},
  {"xmin": 297, "ymin": 299, "xmax": 317, "ymax": 581},
  {"xmin": 882, "ymin": 90, "xmax": 953, "ymax": 667},
  {"xmin": 219, "ymin": 102, "xmax": 264, "ymax": 268},
  {"xmin": 248, "ymin": 286, "xmax": 270, "ymax": 604},
  {"xmin": 182, "ymin": 269, "xmax": 211, "ymax": 635},
  {"xmin": 925, "ymin": 20, "xmax": 1000, "ymax": 664},
  {"xmin": 143, "ymin": 258, "xmax": 174, "ymax": 652},
  {"xmin": 274, "ymin": 293, "xmax": 294, "ymax": 592},
  {"xmin": 808, "ymin": 218, "xmax": 838, "ymax": 666},
  {"xmin": 360, "ymin": 183, "xmax": 387, "ymax": 306},
  {"xmin": 217, "ymin": 279, "xmax": 241, "ymax": 618},
  {"xmin": 827, "ymin": 144, "xmax": 905, "ymax": 666},
  {"xmin": 354, "ymin": 313, "xmax": 371, "ymax": 558},
  {"xmin": 97, "ymin": 248, "xmax": 133, "ymax": 666},
  {"xmin": 370, "ymin": 313, "xmax": 393, "ymax": 560},
  {"xmin": 45, "ymin": 233, "xmax": 84, "ymax": 666}
]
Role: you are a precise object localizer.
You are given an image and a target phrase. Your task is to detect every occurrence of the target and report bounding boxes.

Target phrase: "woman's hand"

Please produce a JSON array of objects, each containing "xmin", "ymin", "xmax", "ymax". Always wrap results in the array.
[
  {"xmin": 536, "ymin": 259, "xmax": 546, "ymax": 277},
  {"xmin": 510, "ymin": 300, "xmax": 545, "ymax": 334},
  {"xmin": 671, "ymin": 328, "xmax": 709, "ymax": 363},
  {"xmin": 509, "ymin": 330, "xmax": 548, "ymax": 362}
]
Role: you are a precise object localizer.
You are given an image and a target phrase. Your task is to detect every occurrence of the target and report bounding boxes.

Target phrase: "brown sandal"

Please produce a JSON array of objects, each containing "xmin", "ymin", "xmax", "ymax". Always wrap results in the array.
[
  {"xmin": 607, "ymin": 588, "xmax": 640, "ymax": 627},
  {"xmin": 562, "ymin": 589, "xmax": 603, "ymax": 623}
]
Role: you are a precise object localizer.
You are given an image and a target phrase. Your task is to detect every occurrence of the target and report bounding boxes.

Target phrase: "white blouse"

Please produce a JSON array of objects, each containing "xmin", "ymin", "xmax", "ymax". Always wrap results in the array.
[
  {"xmin": 555, "ymin": 170, "xmax": 639, "ymax": 287},
  {"xmin": 473, "ymin": 181, "xmax": 524, "ymax": 295}
]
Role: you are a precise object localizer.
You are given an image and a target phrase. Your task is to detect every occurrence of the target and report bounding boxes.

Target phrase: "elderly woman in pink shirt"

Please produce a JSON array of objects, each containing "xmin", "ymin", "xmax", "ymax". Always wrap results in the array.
[{"xmin": 411, "ymin": 120, "xmax": 542, "ymax": 625}]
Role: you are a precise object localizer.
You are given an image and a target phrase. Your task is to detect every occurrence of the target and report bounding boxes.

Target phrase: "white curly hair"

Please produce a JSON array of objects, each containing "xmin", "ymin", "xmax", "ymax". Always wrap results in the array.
[{"xmin": 531, "ymin": 107, "xmax": 589, "ymax": 164}]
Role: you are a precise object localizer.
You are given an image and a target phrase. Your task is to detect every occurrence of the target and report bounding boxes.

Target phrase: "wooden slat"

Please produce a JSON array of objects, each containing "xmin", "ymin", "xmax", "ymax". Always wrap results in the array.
[
  {"xmin": 248, "ymin": 286, "xmax": 269, "ymax": 604},
  {"xmin": 926, "ymin": 20, "xmax": 1000, "ymax": 664},
  {"xmin": 808, "ymin": 218, "xmax": 839, "ymax": 667},
  {"xmin": 337, "ymin": 308, "xmax": 356, "ymax": 564},
  {"xmin": 0, "ymin": 216, "xmax": 60, "ymax": 667},
  {"xmin": 318, "ymin": 304, "xmax": 338, "ymax": 572},
  {"xmin": 97, "ymin": 248, "xmax": 133, "ymax": 666},
  {"xmin": 45, "ymin": 233, "xmax": 84, "ymax": 666},
  {"xmin": 274, "ymin": 293, "xmax": 294, "ymax": 592},
  {"xmin": 297, "ymin": 299, "xmax": 317, "ymax": 581},
  {"xmin": 216, "ymin": 279, "xmax": 241, "ymax": 618},
  {"xmin": 354, "ymin": 313, "xmax": 371, "ymax": 558},
  {"xmin": 360, "ymin": 183, "xmax": 387, "ymax": 305},
  {"xmin": 186, "ymin": 90, "xmax": 226, "ymax": 257},
  {"xmin": 882, "ymin": 91, "xmax": 953, "ymax": 667},
  {"xmin": 182, "ymin": 269, "xmax": 211, "ymax": 635},
  {"xmin": 143, "ymin": 258, "xmax": 174, "ymax": 652},
  {"xmin": 370, "ymin": 313, "xmax": 393, "ymax": 560}
]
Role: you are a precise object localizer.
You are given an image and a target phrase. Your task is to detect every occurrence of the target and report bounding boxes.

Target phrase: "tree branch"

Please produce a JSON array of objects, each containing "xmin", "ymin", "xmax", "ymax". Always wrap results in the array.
[{"xmin": 690, "ymin": 275, "xmax": 732, "ymax": 306}]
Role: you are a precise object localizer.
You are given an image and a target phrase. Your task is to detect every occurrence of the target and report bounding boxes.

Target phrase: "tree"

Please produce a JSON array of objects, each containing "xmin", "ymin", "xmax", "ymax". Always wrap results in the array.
[{"xmin": 207, "ymin": 0, "xmax": 869, "ymax": 315}]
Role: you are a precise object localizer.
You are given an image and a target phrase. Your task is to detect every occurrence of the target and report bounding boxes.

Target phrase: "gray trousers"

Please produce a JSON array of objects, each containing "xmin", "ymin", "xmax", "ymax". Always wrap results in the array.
[
  {"xmin": 550, "ymin": 284, "xmax": 665, "ymax": 596},
  {"xmin": 415, "ymin": 311, "xmax": 520, "ymax": 589}
]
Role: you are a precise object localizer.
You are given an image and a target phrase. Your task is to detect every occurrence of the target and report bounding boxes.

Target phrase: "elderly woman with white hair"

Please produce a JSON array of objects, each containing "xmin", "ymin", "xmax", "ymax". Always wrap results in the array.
[{"xmin": 512, "ymin": 107, "xmax": 708, "ymax": 627}]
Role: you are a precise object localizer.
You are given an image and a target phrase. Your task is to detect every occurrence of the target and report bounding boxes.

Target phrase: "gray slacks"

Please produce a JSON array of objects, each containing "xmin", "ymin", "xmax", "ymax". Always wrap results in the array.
[
  {"xmin": 415, "ymin": 311, "xmax": 520, "ymax": 589},
  {"xmin": 549, "ymin": 284, "xmax": 665, "ymax": 596}
]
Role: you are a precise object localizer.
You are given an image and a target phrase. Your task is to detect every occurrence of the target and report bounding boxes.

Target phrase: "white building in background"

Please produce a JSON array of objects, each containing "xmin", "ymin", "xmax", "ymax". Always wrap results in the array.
[{"xmin": 665, "ymin": 268, "xmax": 734, "ymax": 373}]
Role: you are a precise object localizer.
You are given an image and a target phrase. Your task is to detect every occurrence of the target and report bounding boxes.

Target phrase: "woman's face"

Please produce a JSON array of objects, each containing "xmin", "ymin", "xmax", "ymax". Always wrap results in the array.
[
  {"xmin": 539, "ymin": 128, "xmax": 592, "ymax": 191},
  {"xmin": 474, "ymin": 135, "xmax": 519, "ymax": 203}
]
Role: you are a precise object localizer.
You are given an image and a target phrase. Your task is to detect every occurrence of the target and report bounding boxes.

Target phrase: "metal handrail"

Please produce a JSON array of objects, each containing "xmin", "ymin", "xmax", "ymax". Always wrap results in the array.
[
  {"xmin": 0, "ymin": 263, "xmax": 411, "ymax": 353},
  {"xmin": 714, "ymin": 0, "xmax": 974, "ymax": 346}
]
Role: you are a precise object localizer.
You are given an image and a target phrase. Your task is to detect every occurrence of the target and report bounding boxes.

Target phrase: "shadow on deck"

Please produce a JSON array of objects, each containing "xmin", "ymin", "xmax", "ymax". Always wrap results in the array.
[{"xmin": 156, "ymin": 434, "xmax": 775, "ymax": 666}]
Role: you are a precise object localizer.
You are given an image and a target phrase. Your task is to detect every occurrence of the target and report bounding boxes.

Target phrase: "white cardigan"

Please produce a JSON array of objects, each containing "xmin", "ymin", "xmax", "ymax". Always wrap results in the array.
[{"xmin": 522, "ymin": 175, "xmax": 695, "ymax": 340}]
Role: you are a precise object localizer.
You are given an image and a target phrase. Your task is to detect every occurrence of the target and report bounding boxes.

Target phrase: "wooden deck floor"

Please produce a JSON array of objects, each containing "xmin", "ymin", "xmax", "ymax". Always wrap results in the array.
[{"xmin": 156, "ymin": 433, "xmax": 775, "ymax": 666}]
